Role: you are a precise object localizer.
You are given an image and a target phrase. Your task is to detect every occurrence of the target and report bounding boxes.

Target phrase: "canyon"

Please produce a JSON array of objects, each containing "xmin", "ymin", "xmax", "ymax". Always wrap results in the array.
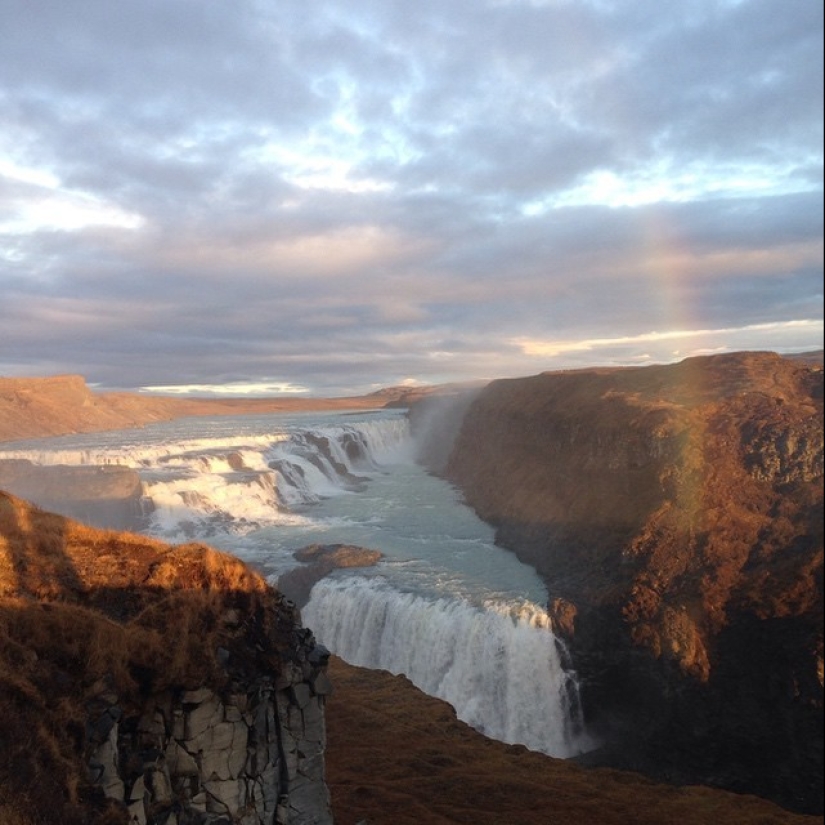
[
  {"xmin": 1, "ymin": 492, "xmax": 818, "ymax": 825},
  {"xmin": 416, "ymin": 350, "xmax": 823, "ymax": 815},
  {"xmin": 0, "ymin": 351, "xmax": 822, "ymax": 822}
]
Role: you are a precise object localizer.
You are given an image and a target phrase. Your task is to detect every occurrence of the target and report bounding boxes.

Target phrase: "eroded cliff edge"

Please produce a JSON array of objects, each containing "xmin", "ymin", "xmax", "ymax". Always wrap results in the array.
[
  {"xmin": 420, "ymin": 351, "xmax": 823, "ymax": 814},
  {"xmin": 0, "ymin": 491, "xmax": 333, "ymax": 825}
]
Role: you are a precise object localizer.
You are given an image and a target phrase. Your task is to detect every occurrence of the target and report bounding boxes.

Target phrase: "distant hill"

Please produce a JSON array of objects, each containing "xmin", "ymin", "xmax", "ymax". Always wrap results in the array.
[
  {"xmin": 783, "ymin": 349, "xmax": 823, "ymax": 365},
  {"xmin": 0, "ymin": 374, "xmax": 414, "ymax": 443}
]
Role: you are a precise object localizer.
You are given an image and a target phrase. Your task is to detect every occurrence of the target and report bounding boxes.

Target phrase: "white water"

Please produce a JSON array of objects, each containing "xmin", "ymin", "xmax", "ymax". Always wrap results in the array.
[
  {"xmin": 0, "ymin": 409, "xmax": 593, "ymax": 757},
  {"xmin": 303, "ymin": 576, "xmax": 586, "ymax": 755}
]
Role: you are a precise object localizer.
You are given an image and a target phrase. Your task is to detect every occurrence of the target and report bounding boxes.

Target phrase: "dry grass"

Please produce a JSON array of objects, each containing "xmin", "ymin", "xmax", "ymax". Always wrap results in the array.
[
  {"xmin": 325, "ymin": 656, "xmax": 822, "ymax": 825},
  {"xmin": 0, "ymin": 490, "xmax": 294, "ymax": 825},
  {"xmin": 1, "ymin": 431, "xmax": 821, "ymax": 825}
]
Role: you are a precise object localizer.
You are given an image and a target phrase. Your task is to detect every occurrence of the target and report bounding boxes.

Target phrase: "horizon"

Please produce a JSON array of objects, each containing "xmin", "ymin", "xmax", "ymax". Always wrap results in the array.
[
  {"xmin": 1, "ymin": 1, "xmax": 822, "ymax": 397},
  {"xmin": 3, "ymin": 345, "xmax": 821, "ymax": 400}
]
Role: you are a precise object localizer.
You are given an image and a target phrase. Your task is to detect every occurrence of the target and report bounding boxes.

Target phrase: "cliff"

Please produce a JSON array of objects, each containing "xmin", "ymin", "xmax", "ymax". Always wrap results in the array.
[
  {"xmin": 0, "ymin": 491, "xmax": 333, "ymax": 825},
  {"xmin": 0, "ymin": 375, "xmax": 186, "ymax": 442},
  {"xmin": 426, "ymin": 351, "xmax": 823, "ymax": 814}
]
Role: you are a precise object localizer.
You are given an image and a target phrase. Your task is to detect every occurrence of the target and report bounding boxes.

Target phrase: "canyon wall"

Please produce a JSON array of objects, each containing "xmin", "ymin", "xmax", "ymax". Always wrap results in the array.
[
  {"xmin": 0, "ymin": 491, "xmax": 333, "ymax": 825},
  {"xmin": 420, "ymin": 351, "xmax": 823, "ymax": 814},
  {"xmin": 2, "ymin": 495, "xmax": 816, "ymax": 825}
]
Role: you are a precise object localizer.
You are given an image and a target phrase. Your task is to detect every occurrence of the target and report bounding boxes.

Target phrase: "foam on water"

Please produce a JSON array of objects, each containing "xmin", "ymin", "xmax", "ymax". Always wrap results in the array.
[
  {"xmin": 0, "ymin": 411, "xmax": 412, "ymax": 538},
  {"xmin": 0, "ymin": 408, "xmax": 594, "ymax": 756},
  {"xmin": 302, "ymin": 575, "xmax": 591, "ymax": 757}
]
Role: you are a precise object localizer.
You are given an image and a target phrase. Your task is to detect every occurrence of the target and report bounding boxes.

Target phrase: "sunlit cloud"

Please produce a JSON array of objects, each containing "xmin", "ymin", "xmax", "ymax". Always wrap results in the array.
[
  {"xmin": 1, "ymin": 193, "xmax": 145, "ymax": 233},
  {"xmin": 513, "ymin": 320, "xmax": 824, "ymax": 359},
  {"xmin": 0, "ymin": 159, "xmax": 60, "ymax": 188},
  {"xmin": 524, "ymin": 159, "xmax": 821, "ymax": 215},
  {"xmin": 0, "ymin": 160, "xmax": 144, "ymax": 233},
  {"xmin": 0, "ymin": 0, "xmax": 820, "ymax": 394},
  {"xmin": 140, "ymin": 381, "xmax": 310, "ymax": 397}
]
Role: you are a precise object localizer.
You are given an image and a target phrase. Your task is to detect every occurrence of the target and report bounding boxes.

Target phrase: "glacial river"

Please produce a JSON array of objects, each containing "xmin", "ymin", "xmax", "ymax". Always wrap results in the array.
[{"xmin": 0, "ymin": 408, "xmax": 592, "ymax": 757}]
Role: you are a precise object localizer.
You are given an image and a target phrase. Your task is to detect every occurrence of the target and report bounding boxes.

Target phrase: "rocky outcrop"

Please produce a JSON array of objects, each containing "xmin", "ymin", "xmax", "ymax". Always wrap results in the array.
[
  {"xmin": 85, "ymin": 649, "xmax": 332, "ymax": 825},
  {"xmin": 426, "ymin": 352, "xmax": 823, "ymax": 814},
  {"xmin": 277, "ymin": 544, "xmax": 383, "ymax": 609},
  {"xmin": 0, "ymin": 491, "xmax": 333, "ymax": 825}
]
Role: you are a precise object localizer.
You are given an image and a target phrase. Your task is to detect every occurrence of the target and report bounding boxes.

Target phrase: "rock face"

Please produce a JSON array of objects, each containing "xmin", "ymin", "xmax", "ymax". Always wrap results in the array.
[
  {"xmin": 0, "ymin": 491, "xmax": 333, "ymax": 825},
  {"xmin": 425, "ymin": 352, "xmax": 823, "ymax": 815},
  {"xmin": 85, "ymin": 651, "xmax": 332, "ymax": 825},
  {"xmin": 277, "ymin": 544, "xmax": 384, "ymax": 609}
]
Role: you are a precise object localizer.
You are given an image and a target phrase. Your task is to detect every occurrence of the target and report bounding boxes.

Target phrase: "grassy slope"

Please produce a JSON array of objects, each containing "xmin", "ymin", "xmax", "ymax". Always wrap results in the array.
[
  {"xmin": 325, "ymin": 656, "xmax": 820, "ymax": 825},
  {"xmin": 0, "ymin": 491, "xmax": 292, "ymax": 825}
]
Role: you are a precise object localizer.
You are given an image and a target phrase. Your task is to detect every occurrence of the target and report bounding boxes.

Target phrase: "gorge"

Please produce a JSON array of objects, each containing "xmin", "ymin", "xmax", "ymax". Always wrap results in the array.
[
  {"xmin": 416, "ymin": 350, "xmax": 823, "ymax": 814},
  {"xmin": 0, "ymin": 350, "xmax": 822, "ymax": 822}
]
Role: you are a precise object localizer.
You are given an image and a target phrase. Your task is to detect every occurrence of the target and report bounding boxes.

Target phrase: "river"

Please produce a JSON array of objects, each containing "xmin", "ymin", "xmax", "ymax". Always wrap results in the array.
[{"xmin": 0, "ymin": 407, "xmax": 593, "ymax": 757}]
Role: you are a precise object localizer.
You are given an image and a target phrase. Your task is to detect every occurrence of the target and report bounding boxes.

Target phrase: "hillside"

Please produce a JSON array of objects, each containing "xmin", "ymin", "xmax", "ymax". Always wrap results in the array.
[
  {"xmin": 0, "ymin": 493, "xmax": 818, "ymax": 825},
  {"xmin": 0, "ymin": 491, "xmax": 333, "ymax": 825},
  {"xmin": 0, "ymin": 374, "xmax": 418, "ymax": 443},
  {"xmin": 325, "ymin": 656, "xmax": 819, "ymax": 825},
  {"xmin": 431, "ymin": 351, "xmax": 823, "ymax": 814}
]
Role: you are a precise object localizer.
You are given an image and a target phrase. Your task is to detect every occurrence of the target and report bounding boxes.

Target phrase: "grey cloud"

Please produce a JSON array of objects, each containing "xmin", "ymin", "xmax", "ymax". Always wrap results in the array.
[
  {"xmin": 584, "ymin": 0, "xmax": 823, "ymax": 164},
  {"xmin": 1, "ymin": 1, "xmax": 322, "ymax": 123},
  {"xmin": 0, "ymin": 0, "xmax": 821, "ymax": 394}
]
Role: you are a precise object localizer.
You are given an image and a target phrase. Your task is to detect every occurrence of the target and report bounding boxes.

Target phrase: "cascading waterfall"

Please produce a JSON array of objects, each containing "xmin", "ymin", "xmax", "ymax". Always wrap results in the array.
[
  {"xmin": 0, "ymin": 416, "xmax": 413, "ymax": 537},
  {"xmin": 302, "ymin": 575, "xmax": 590, "ymax": 758},
  {"xmin": 0, "ymin": 409, "xmax": 594, "ymax": 758}
]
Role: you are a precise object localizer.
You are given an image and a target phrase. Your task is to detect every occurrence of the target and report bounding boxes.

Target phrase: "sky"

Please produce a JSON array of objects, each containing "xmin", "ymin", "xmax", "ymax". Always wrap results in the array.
[{"xmin": 1, "ymin": 0, "xmax": 822, "ymax": 397}]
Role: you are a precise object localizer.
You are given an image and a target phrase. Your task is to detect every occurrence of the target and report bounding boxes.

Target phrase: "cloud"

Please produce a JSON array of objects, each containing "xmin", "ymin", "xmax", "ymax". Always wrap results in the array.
[
  {"xmin": 0, "ymin": 0, "xmax": 821, "ymax": 395},
  {"xmin": 513, "ymin": 319, "xmax": 824, "ymax": 358}
]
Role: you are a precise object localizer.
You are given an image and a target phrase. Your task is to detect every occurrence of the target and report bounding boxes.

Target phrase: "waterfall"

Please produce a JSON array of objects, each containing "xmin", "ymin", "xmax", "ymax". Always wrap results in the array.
[
  {"xmin": 302, "ymin": 575, "xmax": 592, "ymax": 758},
  {"xmin": 0, "ymin": 415, "xmax": 414, "ymax": 539},
  {"xmin": 1, "ymin": 409, "xmax": 595, "ymax": 759}
]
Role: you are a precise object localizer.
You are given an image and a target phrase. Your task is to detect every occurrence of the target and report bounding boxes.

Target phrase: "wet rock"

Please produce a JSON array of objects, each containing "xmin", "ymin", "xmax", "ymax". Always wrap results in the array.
[{"xmin": 277, "ymin": 544, "xmax": 383, "ymax": 608}]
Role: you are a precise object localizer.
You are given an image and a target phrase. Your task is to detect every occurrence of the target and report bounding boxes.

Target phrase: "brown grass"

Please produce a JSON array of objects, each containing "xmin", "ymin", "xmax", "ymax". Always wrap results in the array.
[
  {"xmin": 325, "ymin": 656, "xmax": 822, "ymax": 825},
  {"xmin": 0, "ymin": 490, "xmax": 295, "ymax": 825},
  {"xmin": 1, "ymin": 479, "xmax": 820, "ymax": 824}
]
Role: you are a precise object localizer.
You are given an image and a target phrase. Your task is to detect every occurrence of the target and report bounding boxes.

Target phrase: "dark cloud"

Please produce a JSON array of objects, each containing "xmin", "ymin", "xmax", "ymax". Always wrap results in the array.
[{"xmin": 0, "ymin": 0, "xmax": 821, "ymax": 395}]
